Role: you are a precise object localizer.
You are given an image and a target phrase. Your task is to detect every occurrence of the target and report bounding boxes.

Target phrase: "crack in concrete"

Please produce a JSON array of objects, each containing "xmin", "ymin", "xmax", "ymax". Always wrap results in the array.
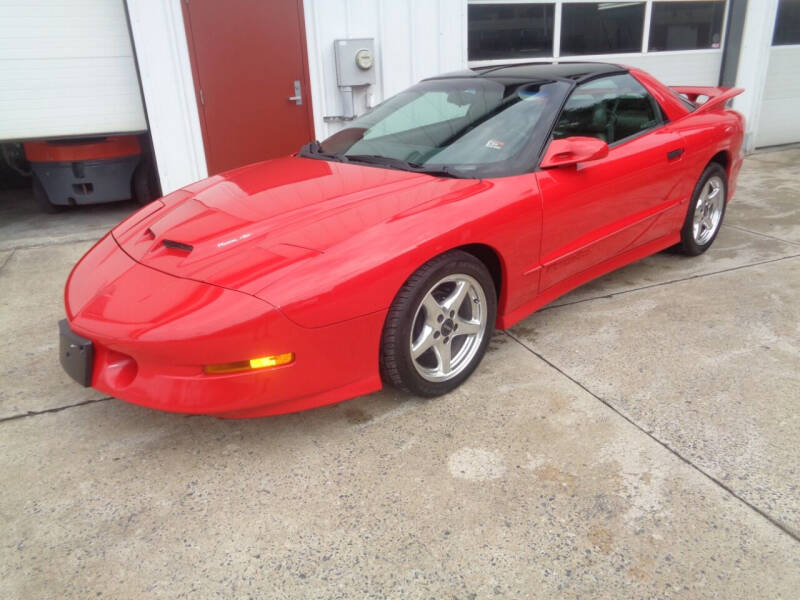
[
  {"xmin": 0, "ymin": 248, "xmax": 16, "ymax": 274},
  {"xmin": 0, "ymin": 397, "xmax": 112, "ymax": 424},
  {"xmin": 722, "ymin": 224, "xmax": 800, "ymax": 247},
  {"xmin": 746, "ymin": 147, "xmax": 800, "ymax": 162},
  {"xmin": 505, "ymin": 330, "xmax": 800, "ymax": 545},
  {"xmin": 0, "ymin": 233, "xmax": 108, "ymax": 253},
  {"xmin": 541, "ymin": 252, "xmax": 800, "ymax": 312}
]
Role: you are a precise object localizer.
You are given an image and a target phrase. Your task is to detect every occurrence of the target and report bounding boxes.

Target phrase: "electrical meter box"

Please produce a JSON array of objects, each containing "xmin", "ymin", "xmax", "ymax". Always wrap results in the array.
[{"xmin": 334, "ymin": 38, "xmax": 376, "ymax": 87}]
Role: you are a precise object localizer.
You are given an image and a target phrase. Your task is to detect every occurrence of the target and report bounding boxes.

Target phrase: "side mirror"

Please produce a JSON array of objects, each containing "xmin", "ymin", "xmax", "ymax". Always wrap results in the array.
[{"xmin": 540, "ymin": 136, "xmax": 609, "ymax": 169}]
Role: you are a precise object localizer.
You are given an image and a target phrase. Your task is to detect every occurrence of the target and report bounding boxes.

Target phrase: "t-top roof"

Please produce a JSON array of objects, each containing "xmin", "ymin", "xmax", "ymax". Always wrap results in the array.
[{"xmin": 428, "ymin": 61, "xmax": 627, "ymax": 84}]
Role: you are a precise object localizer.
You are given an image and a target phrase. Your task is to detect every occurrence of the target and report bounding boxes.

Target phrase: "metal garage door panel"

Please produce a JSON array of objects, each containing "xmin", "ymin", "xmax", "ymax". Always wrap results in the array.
[
  {"xmin": 756, "ymin": 46, "xmax": 800, "ymax": 148},
  {"xmin": 0, "ymin": 0, "xmax": 147, "ymax": 142}
]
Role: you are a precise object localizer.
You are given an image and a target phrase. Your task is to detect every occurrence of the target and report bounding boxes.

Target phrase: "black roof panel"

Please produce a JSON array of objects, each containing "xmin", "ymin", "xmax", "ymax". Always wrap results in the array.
[{"xmin": 428, "ymin": 61, "xmax": 627, "ymax": 84}]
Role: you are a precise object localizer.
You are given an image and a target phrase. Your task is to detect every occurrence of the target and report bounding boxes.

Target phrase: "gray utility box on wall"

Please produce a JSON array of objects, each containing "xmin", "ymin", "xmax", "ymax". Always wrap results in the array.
[{"xmin": 334, "ymin": 38, "xmax": 376, "ymax": 87}]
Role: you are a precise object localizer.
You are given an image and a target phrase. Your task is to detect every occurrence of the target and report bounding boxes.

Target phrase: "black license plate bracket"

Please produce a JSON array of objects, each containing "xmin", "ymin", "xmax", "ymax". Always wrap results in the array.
[{"xmin": 58, "ymin": 319, "xmax": 93, "ymax": 387}]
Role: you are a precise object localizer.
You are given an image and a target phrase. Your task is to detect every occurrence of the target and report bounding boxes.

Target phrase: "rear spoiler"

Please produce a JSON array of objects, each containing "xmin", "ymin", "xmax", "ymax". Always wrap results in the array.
[{"xmin": 670, "ymin": 86, "xmax": 744, "ymax": 115}]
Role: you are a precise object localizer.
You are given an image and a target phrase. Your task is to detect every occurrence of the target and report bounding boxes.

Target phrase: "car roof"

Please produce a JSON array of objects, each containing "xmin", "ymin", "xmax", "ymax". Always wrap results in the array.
[{"xmin": 426, "ymin": 61, "xmax": 627, "ymax": 84}]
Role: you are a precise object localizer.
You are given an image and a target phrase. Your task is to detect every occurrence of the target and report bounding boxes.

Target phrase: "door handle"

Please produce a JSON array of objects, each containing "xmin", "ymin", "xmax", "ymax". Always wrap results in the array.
[
  {"xmin": 667, "ymin": 148, "xmax": 684, "ymax": 161},
  {"xmin": 288, "ymin": 80, "xmax": 302, "ymax": 106}
]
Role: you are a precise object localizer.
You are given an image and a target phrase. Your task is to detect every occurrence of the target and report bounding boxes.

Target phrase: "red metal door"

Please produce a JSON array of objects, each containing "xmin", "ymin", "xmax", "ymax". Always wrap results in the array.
[{"xmin": 182, "ymin": 0, "xmax": 315, "ymax": 175}]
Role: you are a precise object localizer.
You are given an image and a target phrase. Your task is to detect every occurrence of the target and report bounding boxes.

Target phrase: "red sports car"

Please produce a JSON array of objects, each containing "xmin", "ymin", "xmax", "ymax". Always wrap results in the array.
[{"xmin": 60, "ymin": 62, "xmax": 744, "ymax": 418}]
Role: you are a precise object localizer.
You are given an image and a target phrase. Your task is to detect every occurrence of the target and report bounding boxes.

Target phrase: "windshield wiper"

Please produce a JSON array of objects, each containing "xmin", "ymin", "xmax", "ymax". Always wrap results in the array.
[
  {"xmin": 299, "ymin": 140, "xmax": 348, "ymax": 162},
  {"xmin": 412, "ymin": 164, "xmax": 468, "ymax": 179},
  {"xmin": 345, "ymin": 154, "xmax": 467, "ymax": 178},
  {"xmin": 345, "ymin": 154, "xmax": 411, "ymax": 169},
  {"xmin": 300, "ymin": 148, "xmax": 469, "ymax": 178}
]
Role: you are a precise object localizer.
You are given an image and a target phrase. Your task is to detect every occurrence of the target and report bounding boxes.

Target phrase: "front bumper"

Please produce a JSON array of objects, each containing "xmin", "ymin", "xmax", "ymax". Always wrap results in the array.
[{"xmin": 63, "ymin": 234, "xmax": 384, "ymax": 417}]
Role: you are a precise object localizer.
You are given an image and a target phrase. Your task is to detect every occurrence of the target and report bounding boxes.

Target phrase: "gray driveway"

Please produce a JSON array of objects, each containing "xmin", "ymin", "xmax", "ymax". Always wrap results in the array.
[{"xmin": 1, "ymin": 148, "xmax": 799, "ymax": 599}]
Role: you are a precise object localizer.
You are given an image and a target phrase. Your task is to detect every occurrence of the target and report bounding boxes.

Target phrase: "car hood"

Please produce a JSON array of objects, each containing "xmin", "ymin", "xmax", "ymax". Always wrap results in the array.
[{"xmin": 112, "ymin": 156, "xmax": 479, "ymax": 298}]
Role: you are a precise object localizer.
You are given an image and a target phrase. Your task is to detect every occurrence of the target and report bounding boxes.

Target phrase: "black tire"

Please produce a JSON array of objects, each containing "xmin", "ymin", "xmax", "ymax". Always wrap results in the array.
[
  {"xmin": 132, "ymin": 158, "xmax": 160, "ymax": 205},
  {"xmin": 380, "ymin": 250, "xmax": 497, "ymax": 397},
  {"xmin": 679, "ymin": 163, "xmax": 727, "ymax": 256},
  {"xmin": 31, "ymin": 174, "xmax": 63, "ymax": 214}
]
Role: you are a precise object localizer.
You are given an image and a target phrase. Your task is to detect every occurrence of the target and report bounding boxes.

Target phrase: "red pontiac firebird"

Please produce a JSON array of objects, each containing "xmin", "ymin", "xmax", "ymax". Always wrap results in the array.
[{"xmin": 60, "ymin": 62, "xmax": 744, "ymax": 418}]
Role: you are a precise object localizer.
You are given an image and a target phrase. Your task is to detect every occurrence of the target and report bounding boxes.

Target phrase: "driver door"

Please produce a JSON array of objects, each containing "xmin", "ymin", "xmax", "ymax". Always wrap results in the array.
[{"xmin": 535, "ymin": 73, "xmax": 686, "ymax": 291}]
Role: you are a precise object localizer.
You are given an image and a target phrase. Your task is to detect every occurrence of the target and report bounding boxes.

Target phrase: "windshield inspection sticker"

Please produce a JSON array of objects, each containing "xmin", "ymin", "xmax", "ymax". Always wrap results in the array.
[{"xmin": 485, "ymin": 139, "xmax": 504, "ymax": 150}]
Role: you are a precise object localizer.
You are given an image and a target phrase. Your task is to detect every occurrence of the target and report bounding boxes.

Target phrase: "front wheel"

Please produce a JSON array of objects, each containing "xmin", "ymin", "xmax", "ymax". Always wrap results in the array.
[
  {"xmin": 380, "ymin": 251, "xmax": 497, "ymax": 397},
  {"xmin": 679, "ymin": 163, "xmax": 727, "ymax": 256}
]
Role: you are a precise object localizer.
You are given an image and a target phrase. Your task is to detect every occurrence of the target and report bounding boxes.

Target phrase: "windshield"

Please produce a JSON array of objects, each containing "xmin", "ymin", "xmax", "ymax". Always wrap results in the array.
[{"xmin": 304, "ymin": 77, "xmax": 572, "ymax": 178}]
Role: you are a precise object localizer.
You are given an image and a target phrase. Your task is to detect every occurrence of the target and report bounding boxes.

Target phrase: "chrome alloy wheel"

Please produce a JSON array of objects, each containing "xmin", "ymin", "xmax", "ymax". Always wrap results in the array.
[
  {"xmin": 409, "ymin": 274, "xmax": 488, "ymax": 382},
  {"xmin": 693, "ymin": 175, "xmax": 724, "ymax": 245}
]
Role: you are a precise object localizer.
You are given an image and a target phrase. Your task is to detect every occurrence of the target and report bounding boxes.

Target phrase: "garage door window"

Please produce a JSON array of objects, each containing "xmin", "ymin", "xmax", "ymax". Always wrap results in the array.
[
  {"xmin": 468, "ymin": 3, "xmax": 555, "ymax": 60},
  {"xmin": 649, "ymin": 1, "xmax": 725, "ymax": 51},
  {"xmin": 773, "ymin": 0, "xmax": 800, "ymax": 45},
  {"xmin": 467, "ymin": 1, "xmax": 730, "ymax": 63},
  {"xmin": 560, "ymin": 2, "xmax": 646, "ymax": 56}
]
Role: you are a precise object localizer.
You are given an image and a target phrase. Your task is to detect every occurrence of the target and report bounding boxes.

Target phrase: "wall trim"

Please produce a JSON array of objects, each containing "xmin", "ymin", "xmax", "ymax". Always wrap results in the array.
[
  {"xmin": 125, "ymin": 0, "xmax": 207, "ymax": 194},
  {"xmin": 733, "ymin": 0, "xmax": 779, "ymax": 152}
]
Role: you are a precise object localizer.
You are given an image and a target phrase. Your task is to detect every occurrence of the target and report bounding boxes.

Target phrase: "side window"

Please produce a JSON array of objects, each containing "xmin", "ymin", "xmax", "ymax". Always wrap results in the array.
[{"xmin": 553, "ymin": 73, "xmax": 663, "ymax": 145}]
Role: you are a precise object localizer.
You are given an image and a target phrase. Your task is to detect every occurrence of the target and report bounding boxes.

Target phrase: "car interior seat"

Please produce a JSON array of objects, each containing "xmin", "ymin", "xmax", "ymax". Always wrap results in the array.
[
  {"xmin": 612, "ymin": 96, "xmax": 658, "ymax": 141},
  {"xmin": 554, "ymin": 100, "xmax": 609, "ymax": 142}
]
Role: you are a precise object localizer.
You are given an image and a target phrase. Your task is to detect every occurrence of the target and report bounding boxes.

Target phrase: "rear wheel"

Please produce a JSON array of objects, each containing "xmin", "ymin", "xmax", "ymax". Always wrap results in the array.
[
  {"xmin": 132, "ymin": 158, "xmax": 159, "ymax": 205},
  {"xmin": 679, "ymin": 163, "xmax": 727, "ymax": 256},
  {"xmin": 380, "ymin": 251, "xmax": 497, "ymax": 397}
]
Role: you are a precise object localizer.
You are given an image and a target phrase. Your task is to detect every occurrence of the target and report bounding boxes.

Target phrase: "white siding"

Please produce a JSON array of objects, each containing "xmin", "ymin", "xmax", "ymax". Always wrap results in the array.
[
  {"xmin": 303, "ymin": 0, "xmax": 468, "ymax": 139},
  {"xmin": 471, "ymin": 51, "xmax": 722, "ymax": 87},
  {"xmin": 563, "ymin": 51, "xmax": 723, "ymax": 87},
  {"xmin": 0, "ymin": 0, "xmax": 147, "ymax": 141},
  {"xmin": 755, "ymin": 45, "xmax": 800, "ymax": 148},
  {"xmin": 616, "ymin": 51, "xmax": 722, "ymax": 87}
]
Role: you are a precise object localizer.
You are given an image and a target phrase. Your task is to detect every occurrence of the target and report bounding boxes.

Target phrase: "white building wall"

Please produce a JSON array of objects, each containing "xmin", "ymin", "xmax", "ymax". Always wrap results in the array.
[
  {"xmin": 126, "ymin": 0, "xmax": 207, "ymax": 195},
  {"xmin": 303, "ymin": 1, "xmax": 723, "ymax": 141},
  {"xmin": 303, "ymin": 0, "xmax": 468, "ymax": 140},
  {"xmin": 560, "ymin": 51, "xmax": 722, "ymax": 86}
]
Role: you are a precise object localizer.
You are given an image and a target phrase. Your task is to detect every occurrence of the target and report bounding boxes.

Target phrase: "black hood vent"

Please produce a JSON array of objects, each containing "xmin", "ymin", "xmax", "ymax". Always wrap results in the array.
[{"xmin": 162, "ymin": 239, "xmax": 193, "ymax": 253}]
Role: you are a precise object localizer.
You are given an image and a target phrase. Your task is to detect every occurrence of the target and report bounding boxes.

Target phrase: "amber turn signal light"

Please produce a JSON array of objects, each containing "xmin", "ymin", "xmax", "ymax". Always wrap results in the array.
[{"xmin": 204, "ymin": 352, "xmax": 294, "ymax": 374}]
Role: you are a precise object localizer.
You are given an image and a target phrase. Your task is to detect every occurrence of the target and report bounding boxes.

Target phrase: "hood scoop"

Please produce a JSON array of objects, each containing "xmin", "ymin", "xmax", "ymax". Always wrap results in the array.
[{"xmin": 161, "ymin": 239, "xmax": 193, "ymax": 253}]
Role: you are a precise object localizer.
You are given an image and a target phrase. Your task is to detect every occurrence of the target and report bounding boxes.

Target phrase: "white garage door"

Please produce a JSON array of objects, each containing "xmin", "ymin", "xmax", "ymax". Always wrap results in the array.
[
  {"xmin": 756, "ymin": 0, "xmax": 800, "ymax": 147},
  {"xmin": 0, "ymin": 0, "xmax": 147, "ymax": 142}
]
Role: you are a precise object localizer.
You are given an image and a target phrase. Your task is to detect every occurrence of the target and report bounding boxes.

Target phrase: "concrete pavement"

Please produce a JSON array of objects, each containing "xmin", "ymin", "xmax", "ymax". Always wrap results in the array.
[{"xmin": 1, "ymin": 149, "xmax": 799, "ymax": 598}]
